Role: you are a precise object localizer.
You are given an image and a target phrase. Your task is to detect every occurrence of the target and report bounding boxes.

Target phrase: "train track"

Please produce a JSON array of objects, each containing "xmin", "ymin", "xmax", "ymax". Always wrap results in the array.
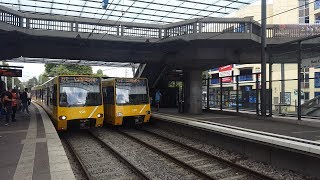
[
  {"xmin": 119, "ymin": 128, "xmax": 276, "ymax": 180},
  {"xmin": 63, "ymin": 132, "xmax": 148, "ymax": 180}
]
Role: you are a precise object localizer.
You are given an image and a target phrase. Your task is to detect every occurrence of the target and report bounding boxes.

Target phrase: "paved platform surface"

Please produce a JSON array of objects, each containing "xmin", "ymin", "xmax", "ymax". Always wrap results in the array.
[
  {"xmin": 153, "ymin": 108, "xmax": 320, "ymax": 142},
  {"xmin": 0, "ymin": 103, "xmax": 75, "ymax": 180}
]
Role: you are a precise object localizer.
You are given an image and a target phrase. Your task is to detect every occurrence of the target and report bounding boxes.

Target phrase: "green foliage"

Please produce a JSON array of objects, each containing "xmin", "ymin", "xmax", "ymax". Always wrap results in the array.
[
  {"xmin": 38, "ymin": 73, "xmax": 50, "ymax": 84},
  {"xmin": 26, "ymin": 77, "xmax": 38, "ymax": 89},
  {"xmin": 45, "ymin": 64, "xmax": 93, "ymax": 76},
  {"xmin": 96, "ymin": 69, "xmax": 104, "ymax": 77},
  {"xmin": 7, "ymin": 77, "xmax": 24, "ymax": 90}
]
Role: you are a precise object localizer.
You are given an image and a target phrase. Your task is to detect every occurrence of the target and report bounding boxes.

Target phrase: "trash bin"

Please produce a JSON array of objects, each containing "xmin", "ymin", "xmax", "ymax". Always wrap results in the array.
[{"xmin": 178, "ymin": 101, "xmax": 184, "ymax": 113}]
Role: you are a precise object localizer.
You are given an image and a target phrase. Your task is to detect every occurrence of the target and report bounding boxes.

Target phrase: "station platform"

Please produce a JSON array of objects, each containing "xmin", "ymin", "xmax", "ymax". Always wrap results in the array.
[
  {"xmin": 0, "ymin": 103, "xmax": 75, "ymax": 180},
  {"xmin": 151, "ymin": 108, "xmax": 320, "ymax": 155},
  {"xmin": 152, "ymin": 108, "xmax": 320, "ymax": 141}
]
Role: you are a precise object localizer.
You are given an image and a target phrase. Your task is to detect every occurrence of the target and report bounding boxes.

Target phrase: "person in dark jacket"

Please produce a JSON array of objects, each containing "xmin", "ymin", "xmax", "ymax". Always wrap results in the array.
[
  {"xmin": 20, "ymin": 88, "xmax": 30, "ymax": 114},
  {"xmin": 3, "ymin": 88, "xmax": 14, "ymax": 126}
]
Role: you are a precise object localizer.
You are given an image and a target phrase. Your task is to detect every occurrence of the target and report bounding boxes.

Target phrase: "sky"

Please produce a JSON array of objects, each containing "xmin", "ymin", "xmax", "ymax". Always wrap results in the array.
[{"xmin": 8, "ymin": 62, "xmax": 133, "ymax": 82}]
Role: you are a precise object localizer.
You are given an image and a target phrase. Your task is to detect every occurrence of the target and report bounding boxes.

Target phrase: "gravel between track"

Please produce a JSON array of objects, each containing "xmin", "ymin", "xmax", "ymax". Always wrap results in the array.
[
  {"xmin": 92, "ymin": 128, "xmax": 202, "ymax": 180},
  {"xmin": 142, "ymin": 126, "xmax": 312, "ymax": 180},
  {"xmin": 65, "ymin": 132, "xmax": 139, "ymax": 180}
]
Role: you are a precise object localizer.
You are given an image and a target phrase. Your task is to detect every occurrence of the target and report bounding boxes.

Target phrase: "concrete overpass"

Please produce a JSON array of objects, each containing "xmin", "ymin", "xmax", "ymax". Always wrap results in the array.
[
  {"xmin": 1, "ymin": 5, "xmax": 320, "ymax": 114},
  {"xmin": 2, "ymin": 5, "xmax": 319, "ymax": 68}
]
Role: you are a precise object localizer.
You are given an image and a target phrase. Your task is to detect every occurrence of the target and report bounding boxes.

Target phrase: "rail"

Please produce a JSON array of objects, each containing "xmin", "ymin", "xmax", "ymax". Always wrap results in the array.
[{"xmin": 121, "ymin": 129, "xmax": 275, "ymax": 180}]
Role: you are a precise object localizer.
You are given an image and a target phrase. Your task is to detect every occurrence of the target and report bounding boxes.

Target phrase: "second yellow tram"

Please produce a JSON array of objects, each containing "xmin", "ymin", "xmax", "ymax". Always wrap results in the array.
[{"xmin": 102, "ymin": 78, "xmax": 151, "ymax": 125}]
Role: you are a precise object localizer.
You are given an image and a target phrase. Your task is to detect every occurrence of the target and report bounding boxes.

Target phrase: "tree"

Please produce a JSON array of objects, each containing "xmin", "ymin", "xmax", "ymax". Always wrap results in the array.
[
  {"xmin": 96, "ymin": 69, "xmax": 104, "ymax": 77},
  {"xmin": 26, "ymin": 77, "xmax": 38, "ymax": 89},
  {"xmin": 38, "ymin": 73, "xmax": 50, "ymax": 84},
  {"xmin": 6, "ymin": 77, "xmax": 24, "ymax": 90},
  {"xmin": 45, "ymin": 64, "xmax": 93, "ymax": 76}
]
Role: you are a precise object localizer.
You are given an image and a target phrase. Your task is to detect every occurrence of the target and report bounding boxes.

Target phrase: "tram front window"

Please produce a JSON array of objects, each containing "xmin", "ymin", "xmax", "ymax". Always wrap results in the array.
[
  {"xmin": 59, "ymin": 77, "xmax": 102, "ymax": 107},
  {"xmin": 116, "ymin": 79, "xmax": 149, "ymax": 105}
]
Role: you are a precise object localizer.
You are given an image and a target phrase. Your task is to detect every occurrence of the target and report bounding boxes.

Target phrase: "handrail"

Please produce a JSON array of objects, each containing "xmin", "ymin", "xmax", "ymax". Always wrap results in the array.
[
  {"xmin": 0, "ymin": 5, "xmax": 259, "ymax": 40},
  {"xmin": 2, "ymin": 5, "xmax": 320, "ymax": 40}
]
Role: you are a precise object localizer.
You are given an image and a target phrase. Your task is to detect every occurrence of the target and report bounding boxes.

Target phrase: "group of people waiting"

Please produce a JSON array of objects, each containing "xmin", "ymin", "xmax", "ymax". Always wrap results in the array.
[{"xmin": 1, "ymin": 88, "xmax": 31, "ymax": 126}]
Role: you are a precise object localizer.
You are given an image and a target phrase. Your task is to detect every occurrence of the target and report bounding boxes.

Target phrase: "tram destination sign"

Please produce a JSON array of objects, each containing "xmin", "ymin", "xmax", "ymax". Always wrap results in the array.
[
  {"xmin": 302, "ymin": 57, "xmax": 320, "ymax": 68},
  {"xmin": 60, "ymin": 76, "xmax": 99, "ymax": 84}
]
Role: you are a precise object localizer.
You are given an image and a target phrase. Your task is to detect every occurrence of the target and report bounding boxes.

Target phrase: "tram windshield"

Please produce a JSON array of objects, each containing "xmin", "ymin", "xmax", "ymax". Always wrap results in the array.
[
  {"xmin": 59, "ymin": 76, "xmax": 102, "ymax": 107},
  {"xmin": 115, "ymin": 79, "xmax": 149, "ymax": 105}
]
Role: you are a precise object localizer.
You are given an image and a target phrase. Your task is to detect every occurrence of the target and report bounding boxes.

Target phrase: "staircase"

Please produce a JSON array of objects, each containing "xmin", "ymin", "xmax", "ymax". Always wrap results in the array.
[{"xmin": 301, "ymin": 96, "xmax": 320, "ymax": 117}]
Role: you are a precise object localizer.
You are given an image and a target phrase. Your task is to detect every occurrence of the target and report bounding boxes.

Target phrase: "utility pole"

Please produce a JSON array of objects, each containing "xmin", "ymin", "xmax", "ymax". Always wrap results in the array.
[{"xmin": 261, "ymin": 0, "xmax": 267, "ymax": 116}]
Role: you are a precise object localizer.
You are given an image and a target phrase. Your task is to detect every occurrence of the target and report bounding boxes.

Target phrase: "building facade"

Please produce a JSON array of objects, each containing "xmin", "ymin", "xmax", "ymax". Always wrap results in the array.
[{"xmin": 206, "ymin": 0, "xmax": 320, "ymax": 114}]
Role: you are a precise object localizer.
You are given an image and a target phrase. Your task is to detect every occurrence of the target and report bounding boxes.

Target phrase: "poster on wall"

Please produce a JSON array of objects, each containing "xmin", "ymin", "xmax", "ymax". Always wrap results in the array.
[
  {"xmin": 219, "ymin": 65, "xmax": 233, "ymax": 83},
  {"xmin": 315, "ymin": 72, "xmax": 320, "ymax": 88}
]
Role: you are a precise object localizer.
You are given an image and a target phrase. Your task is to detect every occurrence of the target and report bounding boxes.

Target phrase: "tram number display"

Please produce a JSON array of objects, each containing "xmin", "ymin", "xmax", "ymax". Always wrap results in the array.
[{"xmin": 60, "ymin": 76, "xmax": 99, "ymax": 84}]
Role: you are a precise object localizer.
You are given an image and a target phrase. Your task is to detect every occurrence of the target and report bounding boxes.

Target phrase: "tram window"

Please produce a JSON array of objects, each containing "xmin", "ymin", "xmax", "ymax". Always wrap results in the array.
[
  {"xmin": 53, "ymin": 84, "xmax": 57, "ymax": 106},
  {"xmin": 47, "ymin": 87, "xmax": 50, "ymax": 106},
  {"xmin": 105, "ymin": 86, "xmax": 114, "ymax": 105},
  {"xmin": 102, "ymin": 87, "xmax": 107, "ymax": 103}
]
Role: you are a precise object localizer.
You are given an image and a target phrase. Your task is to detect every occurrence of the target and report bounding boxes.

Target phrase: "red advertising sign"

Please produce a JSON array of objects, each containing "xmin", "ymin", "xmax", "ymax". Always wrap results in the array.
[
  {"xmin": 221, "ymin": 77, "xmax": 233, "ymax": 83},
  {"xmin": 219, "ymin": 65, "xmax": 233, "ymax": 83},
  {"xmin": 219, "ymin": 65, "xmax": 233, "ymax": 77}
]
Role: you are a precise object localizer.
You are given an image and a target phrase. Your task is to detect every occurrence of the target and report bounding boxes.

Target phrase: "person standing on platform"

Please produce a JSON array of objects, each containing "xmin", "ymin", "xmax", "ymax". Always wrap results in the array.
[
  {"xmin": 20, "ymin": 88, "xmax": 30, "ymax": 114},
  {"xmin": 155, "ymin": 89, "xmax": 162, "ymax": 112},
  {"xmin": 3, "ymin": 88, "xmax": 14, "ymax": 126},
  {"xmin": 27, "ymin": 90, "xmax": 31, "ymax": 106},
  {"xmin": 11, "ymin": 89, "xmax": 18, "ymax": 122}
]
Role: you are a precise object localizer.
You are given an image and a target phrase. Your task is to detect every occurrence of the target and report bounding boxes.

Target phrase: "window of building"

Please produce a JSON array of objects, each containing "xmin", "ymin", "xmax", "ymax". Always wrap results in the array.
[
  {"xmin": 239, "ymin": 69, "xmax": 253, "ymax": 81},
  {"xmin": 211, "ymin": 74, "xmax": 219, "ymax": 84},
  {"xmin": 301, "ymin": 68, "xmax": 310, "ymax": 88},
  {"xmin": 302, "ymin": 92, "xmax": 310, "ymax": 100},
  {"xmin": 315, "ymin": 0, "xmax": 320, "ymax": 10},
  {"xmin": 299, "ymin": 0, "xmax": 310, "ymax": 24},
  {"xmin": 316, "ymin": 14, "xmax": 320, "ymax": 24}
]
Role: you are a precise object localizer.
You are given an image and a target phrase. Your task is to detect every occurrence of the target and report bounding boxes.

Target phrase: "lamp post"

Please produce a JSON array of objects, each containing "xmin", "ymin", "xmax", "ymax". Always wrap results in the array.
[{"xmin": 261, "ymin": 0, "xmax": 267, "ymax": 116}]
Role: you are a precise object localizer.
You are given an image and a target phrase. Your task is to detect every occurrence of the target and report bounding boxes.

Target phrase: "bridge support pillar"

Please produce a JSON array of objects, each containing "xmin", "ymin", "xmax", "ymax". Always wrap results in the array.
[{"xmin": 184, "ymin": 69, "xmax": 202, "ymax": 114}]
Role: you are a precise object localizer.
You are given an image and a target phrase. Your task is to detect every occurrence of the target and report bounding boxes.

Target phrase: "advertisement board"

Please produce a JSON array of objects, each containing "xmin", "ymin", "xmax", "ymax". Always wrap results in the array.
[
  {"xmin": 221, "ymin": 77, "xmax": 233, "ymax": 83},
  {"xmin": 315, "ymin": 72, "xmax": 320, "ymax": 88},
  {"xmin": 218, "ymin": 65, "xmax": 233, "ymax": 83},
  {"xmin": 219, "ymin": 65, "xmax": 233, "ymax": 77}
]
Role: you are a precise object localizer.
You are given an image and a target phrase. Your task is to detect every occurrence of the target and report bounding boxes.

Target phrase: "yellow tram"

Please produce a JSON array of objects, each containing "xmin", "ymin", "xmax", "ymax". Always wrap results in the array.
[
  {"xmin": 102, "ymin": 78, "xmax": 151, "ymax": 125},
  {"xmin": 32, "ymin": 75, "xmax": 104, "ymax": 131}
]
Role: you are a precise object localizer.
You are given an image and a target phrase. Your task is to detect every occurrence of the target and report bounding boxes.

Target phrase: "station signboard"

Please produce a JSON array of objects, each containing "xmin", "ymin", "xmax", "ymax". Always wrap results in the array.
[
  {"xmin": 0, "ymin": 69, "xmax": 22, "ymax": 77},
  {"xmin": 302, "ymin": 57, "xmax": 320, "ymax": 68}
]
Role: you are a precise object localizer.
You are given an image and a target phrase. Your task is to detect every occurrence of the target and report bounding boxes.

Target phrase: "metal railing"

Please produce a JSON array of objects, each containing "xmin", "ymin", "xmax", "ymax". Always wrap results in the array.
[
  {"xmin": 267, "ymin": 24, "xmax": 320, "ymax": 38},
  {"xmin": 0, "ymin": 5, "xmax": 259, "ymax": 40},
  {"xmin": 2, "ymin": 5, "xmax": 320, "ymax": 40}
]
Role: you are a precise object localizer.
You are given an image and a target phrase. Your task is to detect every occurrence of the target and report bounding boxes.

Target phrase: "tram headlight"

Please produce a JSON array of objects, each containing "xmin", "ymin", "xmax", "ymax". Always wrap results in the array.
[
  {"xmin": 116, "ymin": 112, "xmax": 123, "ymax": 117},
  {"xmin": 59, "ymin": 116, "xmax": 67, "ymax": 120},
  {"xmin": 97, "ymin": 113, "xmax": 103, "ymax": 118}
]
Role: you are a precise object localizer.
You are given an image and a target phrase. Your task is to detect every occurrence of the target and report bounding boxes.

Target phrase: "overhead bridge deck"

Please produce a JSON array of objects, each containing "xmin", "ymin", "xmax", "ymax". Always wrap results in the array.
[{"xmin": 1, "ymin": 5, "xmax": 320, "ymax": 66}]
